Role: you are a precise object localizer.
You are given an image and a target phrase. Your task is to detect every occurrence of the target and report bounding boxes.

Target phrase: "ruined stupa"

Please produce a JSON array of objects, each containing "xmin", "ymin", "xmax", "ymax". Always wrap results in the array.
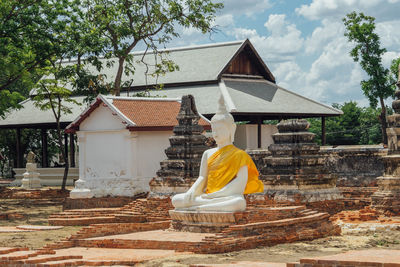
[
  {"xmin": 260, "ymin": 119, "xmax": 342, "ymax": 202},
  {"xmin": 371, "ymin": 65, "xmax": 400, "ymax": 214},
  {"xmin": 149, "ymin": 95, "xmax": 210, "ymax": 196}
]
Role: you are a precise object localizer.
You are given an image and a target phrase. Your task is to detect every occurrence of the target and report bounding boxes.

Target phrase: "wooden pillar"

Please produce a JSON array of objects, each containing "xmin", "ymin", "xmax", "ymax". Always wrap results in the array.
[
  {"xmin": 257, "ymin": 117, "xmax": 262, "ymax": 149},
  {"xmin": 64, "ymin": 133, "xmax": 68, "ymax": 165},
  {"xmin": 41, "ymin": 129, "xmax": 48, "ymax": 167},
  {"xmin": 69, "ymin": 133, "xmax": 75, "ymax": 167},
  {"xmin": 16, "ymin": 128, "xmax": 23, "ymax": 168},
  {"xmin": 322, "ymin": 117, "xmax": 326, "ymax": 146}
]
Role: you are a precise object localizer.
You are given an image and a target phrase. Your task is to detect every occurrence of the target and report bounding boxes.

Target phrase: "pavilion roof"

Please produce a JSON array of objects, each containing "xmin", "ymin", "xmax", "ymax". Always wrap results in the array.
[{"xmin": 30, "ymin": 39, "xmax": 275, "ymax": 96}]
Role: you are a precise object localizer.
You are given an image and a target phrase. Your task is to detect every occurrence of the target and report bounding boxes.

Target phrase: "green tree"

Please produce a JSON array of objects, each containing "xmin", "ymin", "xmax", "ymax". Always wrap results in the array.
[
  {"xmin": 389, "ymin": 57, "xmax": 400, "ymax": 89},
  {"xmin": 308, "ymin": 101, "xmax": 384, "ymax": 145},
  {"xmin": 343, "ymin": 12, "xmax": 395, "ymax": 145},
  {"xmin": 33, "ymin": 65, "xmax": 79, "ymax": 190},
  {"xmin": 0, "ymin": 0, "xmax": 88, "ymax": 117},
  {"xmin": 83, "ymin": 0, "xmax": 223, "ymax": 96}
]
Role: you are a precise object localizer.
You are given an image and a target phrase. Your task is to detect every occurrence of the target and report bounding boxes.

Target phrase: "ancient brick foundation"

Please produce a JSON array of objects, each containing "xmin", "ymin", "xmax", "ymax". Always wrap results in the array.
[
  {"xmin": 63, "ymin": 193, "xmax": 147, "ymax": 210},
  {"xmin": 0, "ymin": 188, "xmax": 69, "ymax": 199}
]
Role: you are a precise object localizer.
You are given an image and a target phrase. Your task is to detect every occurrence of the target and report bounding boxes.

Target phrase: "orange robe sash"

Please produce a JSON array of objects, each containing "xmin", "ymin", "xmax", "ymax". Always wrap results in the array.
[{"xmin": 206, "ymin": 144, "xmax": 264, "ymax": 195}]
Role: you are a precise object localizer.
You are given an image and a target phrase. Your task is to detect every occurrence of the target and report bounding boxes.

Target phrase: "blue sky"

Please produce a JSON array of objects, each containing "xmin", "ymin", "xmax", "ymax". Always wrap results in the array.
[{"xmin": 167, "ymin": 0, "xmax": 400, "ymax": 107}]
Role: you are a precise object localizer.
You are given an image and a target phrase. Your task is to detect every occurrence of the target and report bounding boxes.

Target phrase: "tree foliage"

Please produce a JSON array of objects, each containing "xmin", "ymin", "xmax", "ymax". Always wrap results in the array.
[
  {"xmin": 83, "ymin": 0, "xmax": 223, "ymax": 95},
  {"xmin": 343, "ymin": 12, "xmax": 395, "ymax": 144},
  {"xmin": 308, "ymin": 101, "xmax": 386, "ymax": 145},
  {"xmin": 33, "ymin": 64, "xmax": 80, "ymax": 190}
]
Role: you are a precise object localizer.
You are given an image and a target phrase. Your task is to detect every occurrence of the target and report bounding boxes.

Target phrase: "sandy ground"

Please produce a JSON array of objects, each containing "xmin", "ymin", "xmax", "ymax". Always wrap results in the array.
[
  {"xmin": 0, "ymin": 199, "xmax": 82, "ymax": 249},
  {"xmin": 138, "ymin": 226, "xmax": 400, "ymax": 266}
]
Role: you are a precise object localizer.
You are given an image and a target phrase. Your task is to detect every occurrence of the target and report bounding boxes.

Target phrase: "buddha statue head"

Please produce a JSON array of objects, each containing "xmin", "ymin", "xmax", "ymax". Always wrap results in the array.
[{"xmin": 211, "ymin": 95, "xmax": 236, "ymax": 144}]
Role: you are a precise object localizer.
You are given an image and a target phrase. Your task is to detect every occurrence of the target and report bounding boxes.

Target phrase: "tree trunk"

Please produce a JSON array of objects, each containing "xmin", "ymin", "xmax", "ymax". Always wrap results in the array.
[
  {"xmin": 114, "ymin": 57, "xmax": 126, "ymax": 96},
  {"xmin": 379, "ymin": 96, "xmax": 388, "ymax": 145},
  {"xmin": 56, "ymin": 121, "xmax": 69, "ymax": 190}
]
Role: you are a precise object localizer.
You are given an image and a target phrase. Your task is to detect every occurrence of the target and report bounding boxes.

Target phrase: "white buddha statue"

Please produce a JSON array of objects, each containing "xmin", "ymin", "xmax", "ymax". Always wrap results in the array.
[{"xmin": 172, "ymin": 96, "xmax": 264, "ymax": 212}]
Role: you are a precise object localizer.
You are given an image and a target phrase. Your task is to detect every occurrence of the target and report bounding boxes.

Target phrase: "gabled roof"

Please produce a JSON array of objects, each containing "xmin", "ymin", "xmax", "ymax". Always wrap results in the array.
[
  {"xmin": 30, "ymin": 39, "xmax": 275, "ymax": 95},
  {"xmin": 143, "ymin": 79, "xmax": 343, "ymax": 118},
  {"xmin": 65, "ymin": 95, "xmax": 211, "ymax": 133}
]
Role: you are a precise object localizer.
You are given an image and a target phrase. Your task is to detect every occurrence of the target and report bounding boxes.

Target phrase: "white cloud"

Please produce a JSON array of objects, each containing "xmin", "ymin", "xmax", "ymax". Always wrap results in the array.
[
  {"xmin": 382, "ymin": 51, "xmax": 400, "ymax": 68},
  {"xmin": 221, "ymin": 0, "xmax": 272, "ymax": 16},
  {"xmin": 231, "ymin": 14, "xmax": 304, "ymax": 62},
  {"xmin": 296, "ymin": 0, "xmax": 400, "ymax": 21},
  {"xmin": 376, "ymin": 20, "xmax": 400, "ymax": 50},
  {"xmin": 304, "ymin": 19, "xmax": 344, "ymax": 54}
]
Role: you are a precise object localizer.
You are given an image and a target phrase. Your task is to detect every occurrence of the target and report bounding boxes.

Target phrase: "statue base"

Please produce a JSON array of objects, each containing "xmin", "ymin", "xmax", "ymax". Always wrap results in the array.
[
  {"xmin": 21, "ymin": 177, "xmax": 42, "ymax": 189},
  {"xmin": 169, "ymin": 210, "xmax": 247, "ymax": 233},
  {"xmin": 70, "ymin": 189, "xmax": 94, "ymax": 199}
]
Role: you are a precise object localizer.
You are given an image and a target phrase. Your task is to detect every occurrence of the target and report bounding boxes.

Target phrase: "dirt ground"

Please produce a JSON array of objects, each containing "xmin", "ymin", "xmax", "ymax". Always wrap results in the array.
[
  {"xmin": 138, "ymin": 227, "xmax": 400, "ymax": 266},
  {"xmin": 0, "ymin": 199, "xmax": 82, "ymax": 249},
  {"xmin": 1, "ymin": 198, "xmax": 400, "ymax": 266}
]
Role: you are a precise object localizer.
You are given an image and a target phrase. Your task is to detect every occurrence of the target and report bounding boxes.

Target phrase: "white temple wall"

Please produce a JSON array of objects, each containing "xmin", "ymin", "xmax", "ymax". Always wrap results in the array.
[
  {"xmin": 136, "ymin": 131, "xmax": 172, "ymax": 191},
  {"xmin": 72, "ymin": 106, "xmax": 172, "ymax": 197},
  {"xmin": 80, "ymin": 105, "xmax": 126, "ymax": 131}
]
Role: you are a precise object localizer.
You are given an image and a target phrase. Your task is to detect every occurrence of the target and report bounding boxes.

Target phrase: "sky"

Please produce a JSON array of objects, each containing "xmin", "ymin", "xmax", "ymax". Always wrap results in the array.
[{"xmin": 168, "ymin": 0, "xmax": 400, "ymax": 107}]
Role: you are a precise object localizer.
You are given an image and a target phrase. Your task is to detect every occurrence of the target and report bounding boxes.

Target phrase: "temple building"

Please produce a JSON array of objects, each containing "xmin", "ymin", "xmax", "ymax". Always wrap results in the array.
[
  {"xmin": 0, "ymin": 39, "xmax": 342, "ymax": 184},
  {"xmin": 65, "ymin": 95, "xmax": 210, "ymax": 197}
]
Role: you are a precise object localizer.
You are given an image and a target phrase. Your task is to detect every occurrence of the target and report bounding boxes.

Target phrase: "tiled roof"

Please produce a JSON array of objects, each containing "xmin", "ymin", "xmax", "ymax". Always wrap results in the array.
[
  {"xmin": 112, "ymin": 99, "xmax": 210, "ymax": 128},
  {"xmin": 65, "ymin": 95, "xmax": 210, "ymax": 133}
]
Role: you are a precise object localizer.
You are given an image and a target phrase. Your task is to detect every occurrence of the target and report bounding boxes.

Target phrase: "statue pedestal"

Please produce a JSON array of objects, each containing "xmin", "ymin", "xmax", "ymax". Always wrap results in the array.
[
  {"xmin": 69, "ymin": 179, "xmax": 94, "ymax": 199},
  {"xmin": 21, "ymin": 163, "xmax": 41, "ymax": 189},
  {"xmin": 169, "ymin": 210, "xmax": 248, "ymax": 233}
]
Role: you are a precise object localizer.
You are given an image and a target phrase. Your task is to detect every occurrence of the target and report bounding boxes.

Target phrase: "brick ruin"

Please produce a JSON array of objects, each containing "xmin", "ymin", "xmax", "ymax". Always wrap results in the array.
[
  {"xmin": 371, "ymin": 66, "xmax": 400, "ymax": 215},
  {"xmin": 149, "ymin": 94, "xmax": 209, "ymax": 196},
  {"xmin": 260, "ymin": 119, "xmax": 342, "ymax": 203}
]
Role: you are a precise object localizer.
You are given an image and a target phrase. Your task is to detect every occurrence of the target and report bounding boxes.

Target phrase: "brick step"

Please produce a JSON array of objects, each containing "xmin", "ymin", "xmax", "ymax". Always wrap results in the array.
[
  {"xmin": 18, "ymin": 254, "xmax": 83, "ymax": 264},
  {"xmin": 118, "ymin": 211, "xmax": 142, "ymax": 215},
  {"xmin": 0, "ymin": 250, "xmax": 39, "ymax": 261},
  {"xmin": 49, "ymin": 214, "xmax": 117, "ymax": 219},
  {"xmin": 49, "ymin": 216, "xmax": 118, "ymax": 226},
  {"xmin": 49, "ymin": 214, "xmax": 147, "ymax": 226},
  {"xmin": 36, "ymin": 259, "xmax": 86, "ymax": 266},
  {"xmin": 76, "ymin": 238, "xmax": 200, "ymax": 251},
  {"xmin": 0, "ymin": 247, "xmax": 29, "ymax": 255},
  {"xmin": 73, "ymin": 259, "xmax": 138, "ymax": 266},
  {"xmin": 299, "ymin": 209, "xmax": 319, "ymax": 216},
  {"xmin": 225, "ymin": 212, "xmax": 329, "ymax": 232},
  {"xmin": 64, "ymin": 208, "xmax": 123, "ymax": 213}
]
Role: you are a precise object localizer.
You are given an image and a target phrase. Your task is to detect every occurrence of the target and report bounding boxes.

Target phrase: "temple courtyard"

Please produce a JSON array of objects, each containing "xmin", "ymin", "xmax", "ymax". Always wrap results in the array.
[{"xmin": 0, "ymin": 189, "xmax": 399, "ymax": 266}]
